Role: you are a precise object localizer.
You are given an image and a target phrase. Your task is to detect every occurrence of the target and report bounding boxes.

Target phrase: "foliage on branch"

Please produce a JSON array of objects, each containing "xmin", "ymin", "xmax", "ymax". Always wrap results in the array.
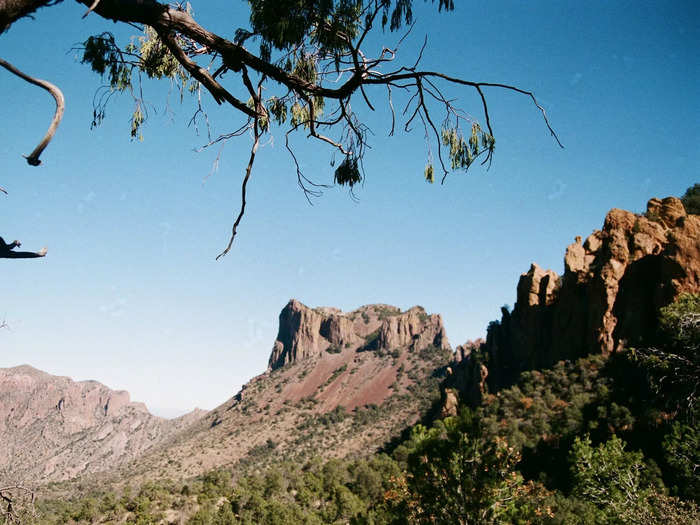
[{"xmin": 14, "ymin": 0, "xmax": 560, "ymax": 254}]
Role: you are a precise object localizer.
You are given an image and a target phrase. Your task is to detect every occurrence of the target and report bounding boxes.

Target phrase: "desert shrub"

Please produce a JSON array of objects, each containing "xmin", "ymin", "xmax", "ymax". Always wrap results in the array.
[
  {"xmin": 658, "ymin": 292, "xmax": 700, "ymax": 353},
  {"xmin": 681, "ymin": 183, "xmax": 700, "ymax": 214},
  {"xmin": 662, "ymin": 421, "xmax": 700, "ymax": 502},
  {"xmin": 570, "ymin": 435, "xmax": 656, "ymax": 522}
]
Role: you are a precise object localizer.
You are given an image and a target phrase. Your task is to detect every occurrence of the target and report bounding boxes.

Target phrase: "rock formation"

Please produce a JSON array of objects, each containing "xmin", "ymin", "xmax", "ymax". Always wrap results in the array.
[
  {"xmin": 119, "ymin": 301, "xmax": 453, "ymax": 483},
  {"xmin": 269, "ymin": 300, "xmax": 449, "ymax": 370},
  {"xmin": 0, "ymin": 365, "xmax": 204, "ymax": 483},
  {"xmin": 442, "ymin": 339, "xmax": 488, "ymax": 415},
  {"xmin": 484, "ymin": 196, "xmax": 700, "ymax": 390}
]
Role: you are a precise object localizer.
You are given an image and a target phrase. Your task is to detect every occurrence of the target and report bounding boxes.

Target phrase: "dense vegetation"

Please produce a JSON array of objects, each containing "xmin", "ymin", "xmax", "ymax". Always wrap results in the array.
[
  {"xmin": 681, "ymin": 183, "xmax": 700, "ymax": 215},
  {"xmin": 33, "ymin": 294, "xmax": 699, "ymax": 523}
]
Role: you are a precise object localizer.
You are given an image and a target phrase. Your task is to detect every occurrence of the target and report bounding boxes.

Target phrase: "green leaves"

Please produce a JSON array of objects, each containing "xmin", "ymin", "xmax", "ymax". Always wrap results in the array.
[
  {"xmin": 382, "ymin": 0, "xmax": 454, "ymax": 31},
  {"xmin": 334, "ymin": 156, "xmax": 361, "ymax": 186},
  {"xmin": 292, "ymin": 54, "xmax": 318, "ymax": 84},
  {"xmin": 570, "ymin": 435, "xmax": 662, "ymax": 523},
  {"xmin": 130, "ymin": 104, "xmax": 144, "ymax": 141},
  {"xmin": 401, "ymin": 411, "xmax": 526, "ymax": 524},
  {"xmin": 135, "ymin": 28, "xmax": 184, "ymax": 81},
  {"xmin": 658, "ymin": 293, "xmax": 700, "ymax": 353},
  {"xmin": 440, "ymin": 123, "xmax": 495, "ymax": 171},
  {"xmin": 82, "ymin": 28, "xmax": 190, "ymax": 140},
  {"xmin": 267, "ymin": 97, "xmax": 288, "ymax": 126},
  {"xmin": 680, "ymin": 183, "xmax": 700, "ymax": 215},
  {"xmin": 424, "ymin": 163, "xmax": 434, "ymax": 183},
  {"xmin": 663, "ymin": 422, "xmax": 700, "ymax": 501},
  {"xmin": 249, "ymin": 0, "xmax": 351, "ymax": 51},
  {"xmin": 81, "ymin": 33, "xmax": 131, "ymax": 92}
]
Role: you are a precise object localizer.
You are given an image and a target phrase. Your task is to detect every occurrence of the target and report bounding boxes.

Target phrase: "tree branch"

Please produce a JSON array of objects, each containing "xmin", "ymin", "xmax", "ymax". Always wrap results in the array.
[
  {"xmin": 154, "ymin": 27, "xmax": 256, "ymax": 117},
  {"xmin": 0, "ymin": 57, "xmax": 65, "ymax": 166},
  {"xmin": 216, "ymin": 85, "xmax": 263, "ymax": 260}
]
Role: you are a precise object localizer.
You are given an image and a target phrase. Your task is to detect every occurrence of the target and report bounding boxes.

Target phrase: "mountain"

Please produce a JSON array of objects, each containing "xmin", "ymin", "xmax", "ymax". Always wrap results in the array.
[
  {"xmin": 446, "ymin": 196, "xmax": 700, "ymax": 399},
  {"xmin": 5, "ymin": 194, "xmax": 696, "ymax": 491},
  {"xmin": 0, "ymin": 365, "xmax": 205, "ymax": 483},
  {"xmin": 0, "ymin": 302, "xmax": 452, "ymax": 486},
  {"xmin": 114, "ymin": 301, "xmax": 452, "ymax": 483}
]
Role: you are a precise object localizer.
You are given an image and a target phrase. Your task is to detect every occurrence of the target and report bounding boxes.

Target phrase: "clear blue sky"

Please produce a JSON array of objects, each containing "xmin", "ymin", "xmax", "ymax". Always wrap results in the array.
[{"xmin": 1, "ymin": 0, "xmax": 697, "ymax": 417}]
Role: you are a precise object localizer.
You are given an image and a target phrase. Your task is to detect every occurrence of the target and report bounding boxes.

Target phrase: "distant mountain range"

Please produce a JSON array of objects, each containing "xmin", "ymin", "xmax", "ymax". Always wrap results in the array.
[{"xmin": 0, "ymin": 365, "xmax": 204, "ymax": 482}]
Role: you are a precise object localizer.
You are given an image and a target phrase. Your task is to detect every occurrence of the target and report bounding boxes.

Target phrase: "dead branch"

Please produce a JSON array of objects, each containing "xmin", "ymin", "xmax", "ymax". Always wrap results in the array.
[
  {"xmin": 216, "ymin": 85, "xmax": 263, "ymax": 260},
  {"xmin": 0, "ymin": 57, "xmax": 65, "ymax": 166},
  {"xmin": 81, "ymin": 0, "xmax": 101, "ymax": 18}
]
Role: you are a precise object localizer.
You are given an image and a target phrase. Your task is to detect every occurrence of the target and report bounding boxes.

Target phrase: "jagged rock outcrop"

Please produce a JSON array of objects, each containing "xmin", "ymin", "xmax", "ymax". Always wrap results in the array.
[
  {"xmin": 442, "ymin": 339, "xmax": 488, "ymax": 413},
  {"xmin": 485, "ymin": 196, "xmax": 700, "ymax": 390},
  {"xmin": 0, "ymin": 365, "xmax": 205, "ymax": 483},
  {"xmin": 377, "ymin": 306, "xmax": 449, "ymax": 351},
  {"xmin": 269, "ymin": 300, "xmax": 449, "ymax": 370}
]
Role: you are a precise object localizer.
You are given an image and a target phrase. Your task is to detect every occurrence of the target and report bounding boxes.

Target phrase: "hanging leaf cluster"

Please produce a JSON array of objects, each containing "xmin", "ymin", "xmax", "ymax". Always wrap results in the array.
[
  {"xmin": 81, "ymin": 27, "xmax": 193, "ymax": 141},
  {"xmin": 440, "ymin": 123, "xmax": 495, "ymax": 171},
  {"xmin": 249, "ymin": 0, "xmax": 360, "ymax": 53},
  {"xmin": 424, "ymin": 163, "xmax": 435, "ymax": 184},
  {"xmin": 81, "ymin": 33, "xmax": 132, "ymax": 91},
  {"xmin": 128, "ymin": 27, "xmax": 185, "ymax": 82},
  {"xmin": 334, "ymin": 156, "xmax": 362, "ymax": 186}
]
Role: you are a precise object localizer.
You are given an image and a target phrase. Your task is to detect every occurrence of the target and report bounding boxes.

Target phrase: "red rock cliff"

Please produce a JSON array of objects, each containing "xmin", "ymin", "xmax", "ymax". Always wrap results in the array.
[
  {"xmin": 485, "ymin": 196, "xmax": 700, "ymax": 389},
  {"xmin": 268, "ymin": 300, "xmax": 450, "ymax": 370}
]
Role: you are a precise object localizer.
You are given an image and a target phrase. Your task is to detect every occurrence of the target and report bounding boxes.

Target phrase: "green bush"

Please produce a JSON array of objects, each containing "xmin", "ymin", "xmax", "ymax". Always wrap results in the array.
[
  {"xmin": 681, "ymin": 183, "xmax": 700, "ymax": 214},
  {"xmin": 658, "ymin": 293, "xmax": 700, "ymax": 353}
]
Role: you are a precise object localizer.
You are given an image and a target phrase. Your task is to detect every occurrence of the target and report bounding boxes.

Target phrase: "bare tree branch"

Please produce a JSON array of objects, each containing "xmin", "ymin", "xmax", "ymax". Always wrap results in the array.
[
  {"xmin": 0, "ymin": 57, "xmax": 64, "ymax": 166},
  {"xmin": 216, "ymin": 83, "xmax": 264, "ymax": 260},
  {"xmin": 81, "ymin": 0, "xmax": 100, "ymax": 18}
]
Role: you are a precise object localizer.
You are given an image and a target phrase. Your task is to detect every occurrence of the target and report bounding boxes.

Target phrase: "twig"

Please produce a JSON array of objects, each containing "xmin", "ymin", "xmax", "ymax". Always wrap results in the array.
[{"xmin": 216, "ymin": 84, "xmax": 263, "ymax": 260}]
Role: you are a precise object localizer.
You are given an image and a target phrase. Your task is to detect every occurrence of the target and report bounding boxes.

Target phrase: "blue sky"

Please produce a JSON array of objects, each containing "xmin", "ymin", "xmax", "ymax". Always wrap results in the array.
[{"xmin": 0, "ymin": 0, "xmax": 697, "ymax": 417}]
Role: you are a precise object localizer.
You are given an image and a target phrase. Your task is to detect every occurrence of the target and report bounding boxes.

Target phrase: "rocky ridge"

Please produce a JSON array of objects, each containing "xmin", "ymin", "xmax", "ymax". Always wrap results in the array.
[
  {"xmin": 481, "ymin": 196, "xmax": 699, "ymax": 390},
  {"xmin": 0, "ymin": 365, "xmax": 205, "ymax": 483},
  {"xmin": 113, "ymin": 302, "xmax": 452, "ymax": 483},
  {"xmin": 269, "ymin": 299, "xmax": 449, "ymax": 370}
]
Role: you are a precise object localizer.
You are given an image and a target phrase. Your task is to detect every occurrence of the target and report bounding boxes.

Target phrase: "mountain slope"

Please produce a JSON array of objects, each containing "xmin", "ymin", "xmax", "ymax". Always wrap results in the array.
[
  {"xmin": 111, "ymin": 301, "xmax": 452, "ymax": 483},
  {"xmin": 0, "ymin": 365, "xmax": 204, "ymax": 483}
]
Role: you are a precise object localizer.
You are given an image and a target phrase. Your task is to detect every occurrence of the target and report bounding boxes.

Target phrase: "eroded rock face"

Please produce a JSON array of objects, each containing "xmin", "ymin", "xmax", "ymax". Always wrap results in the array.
[
  {"xmin": 444, "ymin": 339, "xmax": 488, "ymax": 407},
  {"xmin": 485, "ymin": 197, "xmax": 700, "ymax": 389},
  {"xmin": 268, "ymin": 300, "xmax": 450, "ymax": 370},
  {"xmin": 377, "ymin": 306, "xmax": 449, "ymax": 352},
  {"xmin": 0, "ymin": 365, "xmax": 205, "ymax": 483}
]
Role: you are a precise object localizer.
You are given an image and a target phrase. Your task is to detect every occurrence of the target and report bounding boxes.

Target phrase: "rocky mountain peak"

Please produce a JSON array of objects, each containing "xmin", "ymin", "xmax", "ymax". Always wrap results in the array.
[
  {"xmin": 268, "ymin": 300, "xmax": 449, "ymax": 370},
  {"xmin": 485, "ymin": 196, "xmax": 700, "ymax": 389}
]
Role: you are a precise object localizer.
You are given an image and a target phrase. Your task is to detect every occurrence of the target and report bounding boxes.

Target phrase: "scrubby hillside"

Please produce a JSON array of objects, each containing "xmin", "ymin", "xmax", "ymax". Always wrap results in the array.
[
  {"xmin": 109, "ymin": 301, "xmax": 452, "ymax": 484},
  {"xmin": 7, "ymin": 193, "xmax": 699, "ymax": 524}
]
